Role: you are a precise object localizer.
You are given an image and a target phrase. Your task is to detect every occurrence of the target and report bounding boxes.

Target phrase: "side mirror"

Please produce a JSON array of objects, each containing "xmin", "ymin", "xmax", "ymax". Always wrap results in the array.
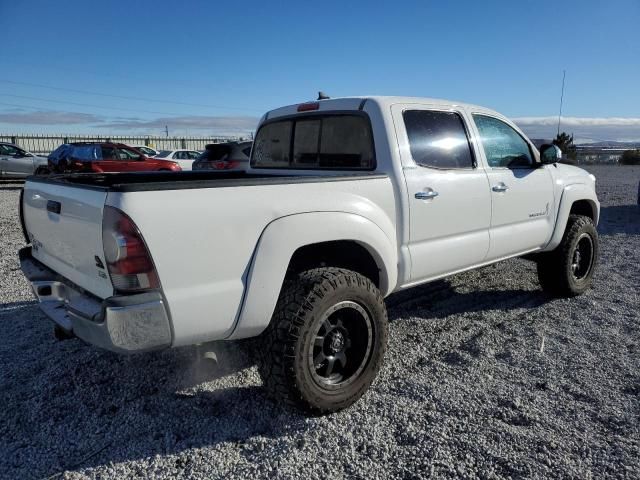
[{"xmin": 540, "ymin": 144, "xmax": 562, "ymax": 165}]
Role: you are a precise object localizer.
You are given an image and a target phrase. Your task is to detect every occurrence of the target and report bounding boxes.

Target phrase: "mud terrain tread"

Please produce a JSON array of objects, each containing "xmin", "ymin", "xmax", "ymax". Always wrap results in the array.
[
  {"xmin": 537, "ymin": 214, "xmax": 598, "ymax": 297},
  {"xmin": 258, "ymin": 267, "xmax": 388, "ymax": 414}
]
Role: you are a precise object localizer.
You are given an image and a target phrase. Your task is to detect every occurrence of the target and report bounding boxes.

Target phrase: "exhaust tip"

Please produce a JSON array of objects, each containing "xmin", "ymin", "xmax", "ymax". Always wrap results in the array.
[
  {"xmin": 54, "ymin": 325, "xmax": 74, "ymax": 341},
  {"xmin": 37, "ymin": 285, "xmax": 52, "ymax": 297}
]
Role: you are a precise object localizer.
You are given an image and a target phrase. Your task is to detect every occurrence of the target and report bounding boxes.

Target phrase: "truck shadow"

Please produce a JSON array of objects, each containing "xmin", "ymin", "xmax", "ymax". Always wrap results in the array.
[
  {"xmin": 386, "ymin": 278, "xmax": 551, "ymax": 321},
  {"xmin": 0, "ymin": 274, "xmax": 549, "ymax": 477},
  {"xmin": 0, "ymin": 303, "xmax": 308, "ymax": 477},
  {"xmin": 598, "ymin": 204, "xmax": 640, "ymax": 235}
]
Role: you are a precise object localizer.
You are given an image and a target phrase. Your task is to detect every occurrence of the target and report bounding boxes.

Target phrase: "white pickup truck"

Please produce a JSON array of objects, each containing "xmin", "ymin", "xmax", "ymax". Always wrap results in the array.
[{"xmin": 19, "ymin": 96, "xmax": 600, "ymax": 414}]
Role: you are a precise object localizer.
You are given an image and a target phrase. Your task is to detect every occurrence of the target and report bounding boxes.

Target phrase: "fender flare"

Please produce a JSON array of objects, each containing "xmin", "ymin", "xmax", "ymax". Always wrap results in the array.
[
  {"xmin": 227, "ymin": 211, "xmax": 398, "ymax": 340},
  {"xmin": 543, "ymin": 183, "xmax": 600, "ymax": 251}
]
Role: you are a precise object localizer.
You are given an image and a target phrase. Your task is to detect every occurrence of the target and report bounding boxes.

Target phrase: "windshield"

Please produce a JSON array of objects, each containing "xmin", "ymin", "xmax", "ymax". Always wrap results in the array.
[{"xmin": 156, "ymin": 150, "xmax": 172, "ymax": 158}]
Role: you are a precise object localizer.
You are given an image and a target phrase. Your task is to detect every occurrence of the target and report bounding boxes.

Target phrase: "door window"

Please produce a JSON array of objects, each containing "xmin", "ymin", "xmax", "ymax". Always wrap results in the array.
[
  {"xmin": 101, "ymin": 147, "xmax": 117, "ymax": 160},
  {"xmin": 1, "ymin": 145, "xmax": 22, "ymax": 157},
  {"xmin": 403, "ymin": 110, "xmax": 475, "ymax": 169},
  {"xmin": 116, "ymin": 148, "xmax": 141, "ymax": 160},
  {"xmin": 473, "ymin": 115, "xmax": 534, "ymax": 168}
]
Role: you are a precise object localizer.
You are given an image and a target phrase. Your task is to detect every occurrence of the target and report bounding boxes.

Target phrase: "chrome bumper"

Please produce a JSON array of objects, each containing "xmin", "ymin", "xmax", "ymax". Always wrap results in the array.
[{"xmin": 19, "ymin": 247, "xmax": 172, "ymax": 354}]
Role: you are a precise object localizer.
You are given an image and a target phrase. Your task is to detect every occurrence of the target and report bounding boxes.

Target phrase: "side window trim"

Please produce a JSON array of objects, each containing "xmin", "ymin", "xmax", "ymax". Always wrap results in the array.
[
  {"xmin": 471, "ymin": 113, "xmax": 536, "ymax": 170},
  {"xmin": 403, "ymin": 108, "xmax": 477, "ymax": 170}
]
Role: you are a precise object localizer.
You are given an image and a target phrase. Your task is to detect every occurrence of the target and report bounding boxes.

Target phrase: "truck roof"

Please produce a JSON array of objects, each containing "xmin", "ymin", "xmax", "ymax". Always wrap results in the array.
[{"xmin": 263, "ymin": 96, "xmax": 503, "ymax": 122}]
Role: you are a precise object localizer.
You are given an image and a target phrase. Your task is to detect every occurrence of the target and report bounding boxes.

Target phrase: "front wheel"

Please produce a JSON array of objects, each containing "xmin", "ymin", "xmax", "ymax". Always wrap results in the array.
[
  {"xmin": 258, "ymin": 268, "xmax": 388, "ymax": 414},
  {"xmin": 537, "ymin": 214, "xmax": 599, "ymax": 296}
]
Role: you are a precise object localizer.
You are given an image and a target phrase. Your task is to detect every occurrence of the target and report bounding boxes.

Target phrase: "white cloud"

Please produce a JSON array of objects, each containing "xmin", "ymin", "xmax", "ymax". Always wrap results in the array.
[
  {"xmin": 512, "ymin": 116, "xmax": 640, "ymax": 143},
  {"xmin": 513, "ymin": 116, "xmax": 640, "ymax": 127},
  {"xmin": 0, "ymin": 110, "xmax": 103, "ymax": 125},
  {"xmin": 101, "ymin": 115, "xmax": 258, "ymax": 132}
]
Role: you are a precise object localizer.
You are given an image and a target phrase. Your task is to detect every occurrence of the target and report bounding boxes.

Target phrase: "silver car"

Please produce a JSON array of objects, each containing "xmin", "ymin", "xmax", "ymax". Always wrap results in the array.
[{"xmin": 0, "ymin": 143, "xmax": 48, "ymax": 178}]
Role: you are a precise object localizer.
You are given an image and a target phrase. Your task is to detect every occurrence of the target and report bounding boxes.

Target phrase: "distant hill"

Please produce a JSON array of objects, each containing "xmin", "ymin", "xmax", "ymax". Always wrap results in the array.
[{"xmin": 575, "ymin": 141, "xmax": 640, "ymax": 149}]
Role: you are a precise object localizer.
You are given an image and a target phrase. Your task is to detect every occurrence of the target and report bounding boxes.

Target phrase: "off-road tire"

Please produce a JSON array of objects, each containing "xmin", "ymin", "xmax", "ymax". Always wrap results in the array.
[
  {"xmin": 258, "ymin": 268, "xmax": 388, "ymax": 414},
  {"xmin": 537, "ymin": 214, "xmax": 599, "ymax": 297}
]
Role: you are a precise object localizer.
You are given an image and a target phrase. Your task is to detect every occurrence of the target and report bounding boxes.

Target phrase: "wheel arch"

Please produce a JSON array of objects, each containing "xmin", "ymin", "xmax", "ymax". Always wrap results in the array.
[
  {"xmin": 543, "ymin": 184, "xmax": 600, "ymax": 252},
  {"xmin": 227, "ymin": 211, "xmax": 397, "ymax": 340}
]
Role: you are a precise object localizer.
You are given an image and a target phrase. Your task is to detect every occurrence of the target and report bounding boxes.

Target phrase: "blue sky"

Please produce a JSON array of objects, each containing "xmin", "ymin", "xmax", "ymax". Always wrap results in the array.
[{"xmin": 1, "ymin": 0, "xmax": 639, "ymax": 142}]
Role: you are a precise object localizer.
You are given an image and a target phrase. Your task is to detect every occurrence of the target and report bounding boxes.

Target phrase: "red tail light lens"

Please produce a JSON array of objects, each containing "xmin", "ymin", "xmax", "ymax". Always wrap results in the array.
[
  {"xmin": 225, "ymin": 161, "xmax": 239, "ymax": 169},
  {"xmin": 102, "ymin": 206, "xmax": 160, "ymax": 293}
]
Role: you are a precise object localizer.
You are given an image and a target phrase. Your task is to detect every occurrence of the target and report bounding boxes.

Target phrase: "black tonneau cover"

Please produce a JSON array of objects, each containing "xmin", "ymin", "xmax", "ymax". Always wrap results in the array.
[{"xmin": 26, "ymin": 171, "xmax": 388, "ymax": 192}]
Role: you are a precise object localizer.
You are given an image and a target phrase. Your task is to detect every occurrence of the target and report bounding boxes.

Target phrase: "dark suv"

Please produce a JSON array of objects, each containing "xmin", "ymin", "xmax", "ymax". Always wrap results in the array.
[{"xmin": 48, "ymin": 142, "xmax": 181, "ymax": 173}]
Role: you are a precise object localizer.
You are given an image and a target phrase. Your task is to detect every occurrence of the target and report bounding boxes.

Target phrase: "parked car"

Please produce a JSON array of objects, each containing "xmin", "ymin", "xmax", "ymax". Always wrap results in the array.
[
  {"xmin": 47, "ymin": 142, "xmax": 181, "ymax": 173},
  {"xmin": 192, "ymin": 141, "xmax": 252, "ymax": 171},
  {"xmin": 19, "ymin": 96, "xmax": 600, "ymax": 415},
  {"xmin": 131, "ymin": 145, "xmax": 160, "ymax": 157},
  {"xmin": 153, "ymin": 149, "xmax": 201, "ymax": 170},
  {"xmin": 0, "ymin": 142, "xmax": 48, "ymax": 178}
]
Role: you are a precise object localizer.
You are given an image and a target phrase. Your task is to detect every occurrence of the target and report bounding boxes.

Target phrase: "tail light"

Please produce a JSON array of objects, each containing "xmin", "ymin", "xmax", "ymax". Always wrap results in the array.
[
  {"xmin": 212, "ymin": 160, "xmax": 239, "ymax": 169},
  {"xmin": 102, "ymin": 206, "xmax": 160, "ymax": 293},
  {"xmin": 225, "ymin": 161, "xmax": 239, "ymax": 169}
]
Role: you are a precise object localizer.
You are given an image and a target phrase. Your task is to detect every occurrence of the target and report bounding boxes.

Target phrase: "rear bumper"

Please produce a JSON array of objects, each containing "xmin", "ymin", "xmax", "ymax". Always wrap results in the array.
[{"xmin": 19, "ymin": 246, "xmax": 172, "ymax": 354}]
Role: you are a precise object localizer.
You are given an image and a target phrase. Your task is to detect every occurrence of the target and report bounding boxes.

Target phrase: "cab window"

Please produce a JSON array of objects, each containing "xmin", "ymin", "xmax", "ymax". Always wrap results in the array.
[
  {"xmin": 403, "ymin": 110, "xmax": 475, "ymax": 169},
  {"xmin": 473, "ymin": 115, "xmax": 534, "ymax": 168}
]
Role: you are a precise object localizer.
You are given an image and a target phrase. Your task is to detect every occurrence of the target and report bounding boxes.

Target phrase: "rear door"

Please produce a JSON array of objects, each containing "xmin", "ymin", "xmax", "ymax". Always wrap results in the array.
[
  {"xmin": 471, "ymin": 114, "xmax": 555, "ymax": 259},
  {"xmin": 116, "ymin": 147, "xmax": 151, "ymax": 171},
  {"xmin": 392, "ymin": 105, "xmax": 492, "ymax": 281},
  {"xmin": 22, "ymin": 180, "xmax": 113, "ymax": 298},
  {"xmin": 95, "ymin": 146, "xmax": 127, "ymax": 172}
]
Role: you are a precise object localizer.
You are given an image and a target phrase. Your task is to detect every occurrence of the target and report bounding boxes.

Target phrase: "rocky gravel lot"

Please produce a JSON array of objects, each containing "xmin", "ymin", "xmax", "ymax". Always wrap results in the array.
[{"xmin": 1, "ymin": 165, "xmax": 639, "ymax": 479}]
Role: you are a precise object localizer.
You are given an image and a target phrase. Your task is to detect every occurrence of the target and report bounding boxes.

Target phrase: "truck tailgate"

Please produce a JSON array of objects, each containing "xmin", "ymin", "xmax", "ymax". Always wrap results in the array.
[{"xmin": 22, "ymin": 181, "xmax": 113, "ymax": 299}]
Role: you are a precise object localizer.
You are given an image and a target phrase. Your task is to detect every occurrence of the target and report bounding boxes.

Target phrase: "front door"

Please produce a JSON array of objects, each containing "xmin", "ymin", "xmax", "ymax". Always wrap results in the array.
[
  {"xmin": 471, "ymin": 114, "xmax": 555, "ymax": 259},
  {"xmin": 393, "ymin": 106, "xmax": 492, "ymax": 282},
  {"xmin": 1, "ymin": 144, "xmax": 33, "ymax": 176}
]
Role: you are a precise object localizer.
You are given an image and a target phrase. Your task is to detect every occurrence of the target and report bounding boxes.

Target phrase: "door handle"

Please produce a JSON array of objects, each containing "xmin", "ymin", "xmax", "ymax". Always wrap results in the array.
[
  {"xmin": 492, "ymin": 183, "xmax": 509, "ymax": 193},
  {"xmin": 415, "ymin": 190, "xmax": 439, "ymax": 200},
  {"xmin": 46, "ymin": 200, "xmax": 61, "ymax": 214}
]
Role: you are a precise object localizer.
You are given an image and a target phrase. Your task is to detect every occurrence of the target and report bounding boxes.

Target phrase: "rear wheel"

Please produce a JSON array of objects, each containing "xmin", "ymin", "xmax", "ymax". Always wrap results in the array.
[
  {"xmin": 537, "ymin": 214, "xmax": 599, "ymax": 296},
  {"xmin": 258, "ymin": 268, "xmax": 388, "ymax": 414}
]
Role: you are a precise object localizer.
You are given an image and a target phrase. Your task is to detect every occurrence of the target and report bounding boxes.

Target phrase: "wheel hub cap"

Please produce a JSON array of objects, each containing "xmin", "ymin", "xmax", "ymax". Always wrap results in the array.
[
  {"xmin": 571, "ymin": 233, "xmax": 594, "ymax": 280},
  {"xmin": 328, "ymin": 331, "xmax": 345, "ymax": 353},
  {"xmin": 308, "ymin": 300, "xmax": 374, "ymax": 390}
]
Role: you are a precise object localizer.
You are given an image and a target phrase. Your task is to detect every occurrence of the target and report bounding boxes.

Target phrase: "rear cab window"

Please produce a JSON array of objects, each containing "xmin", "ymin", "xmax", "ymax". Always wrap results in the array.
[{"xmin": 251, "ymin": 114, "xmax": 375, "ymax": 170}]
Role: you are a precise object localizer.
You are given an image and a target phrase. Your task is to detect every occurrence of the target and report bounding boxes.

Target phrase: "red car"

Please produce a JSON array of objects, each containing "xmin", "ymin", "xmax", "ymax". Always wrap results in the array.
[{"xmin": 48, "ymin": 142, "xmax": 181, "ymax": 173}]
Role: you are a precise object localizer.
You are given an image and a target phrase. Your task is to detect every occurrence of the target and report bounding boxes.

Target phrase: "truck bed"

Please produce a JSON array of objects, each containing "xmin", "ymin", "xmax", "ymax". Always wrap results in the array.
[
  {"xmin": 22, "ymin": 170, "xmax": 397, "ymax": 345},
  {"xmin": 26, "ymin": 171, "xmax": 388, "ymax": 192}
]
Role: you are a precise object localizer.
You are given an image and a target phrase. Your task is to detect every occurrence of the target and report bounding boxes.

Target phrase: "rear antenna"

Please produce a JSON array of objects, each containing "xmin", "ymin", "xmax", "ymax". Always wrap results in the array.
[{"xmin": 317, "ymin": 91, "xmax": 330, "ymax": 100}]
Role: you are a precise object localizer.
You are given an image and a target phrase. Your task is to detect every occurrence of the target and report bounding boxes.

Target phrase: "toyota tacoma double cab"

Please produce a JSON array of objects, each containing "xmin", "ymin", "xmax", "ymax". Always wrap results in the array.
[{"xmin": 19, "ymin": 96, "xmax": 600, "ymax": 414}]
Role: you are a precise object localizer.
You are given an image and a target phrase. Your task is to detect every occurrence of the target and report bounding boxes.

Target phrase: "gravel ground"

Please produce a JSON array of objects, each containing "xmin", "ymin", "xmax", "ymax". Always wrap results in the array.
[{"xmin": 1, "ymin": 165, "xmax": 639, "ymax": 479}]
